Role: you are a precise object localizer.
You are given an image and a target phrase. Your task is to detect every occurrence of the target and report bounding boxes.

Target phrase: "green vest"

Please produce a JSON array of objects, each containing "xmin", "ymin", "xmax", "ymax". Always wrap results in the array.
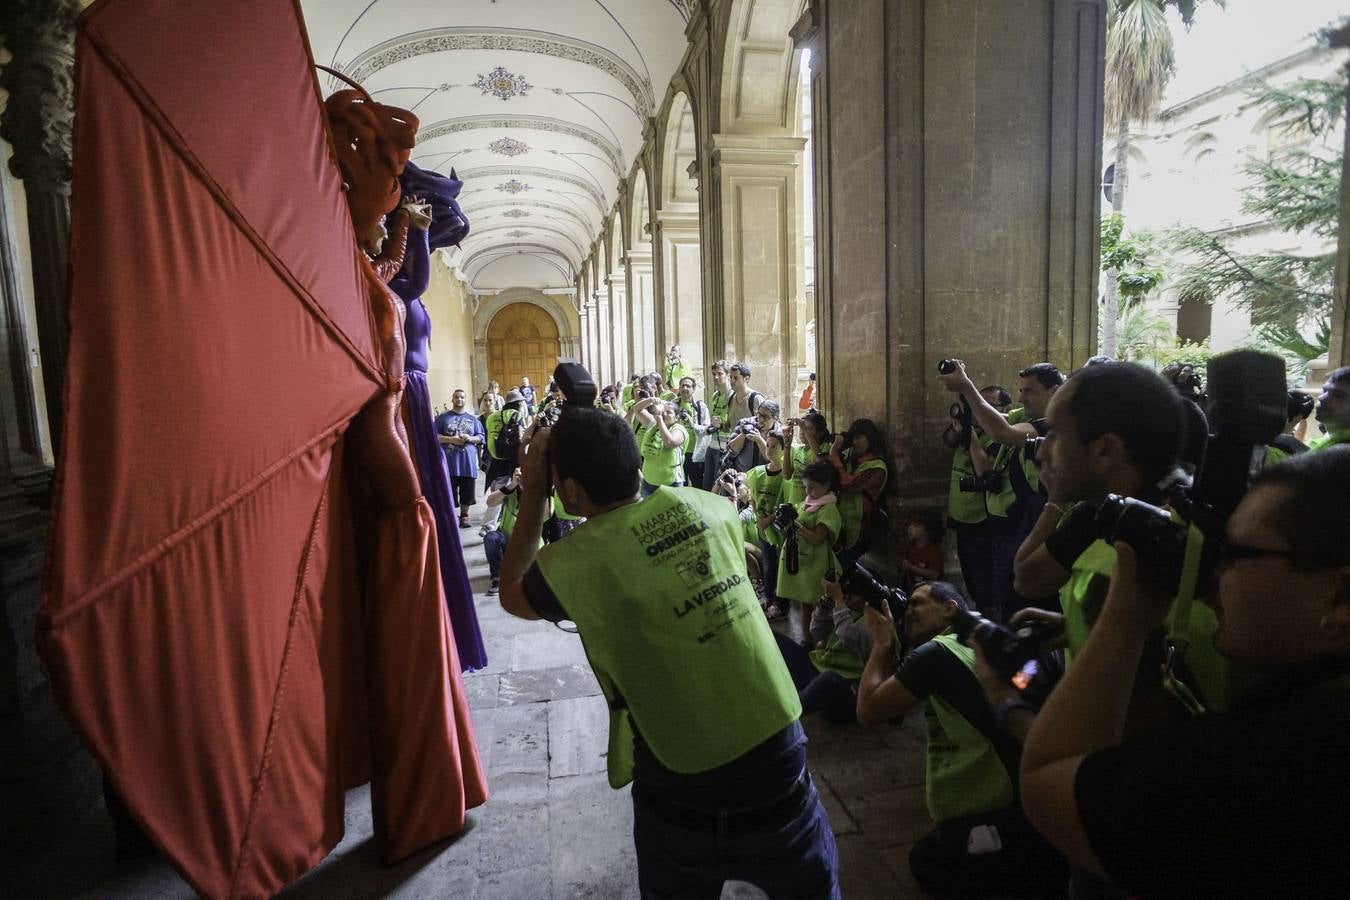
[
  {"xmin": 809, "ymin": 617, "xmax": 866, "ymax": 680},
  {"xmin": 836, "ymin": 456, "xmax": 888, "ymax": 549},
  {"xmin": 1309, "ymin": 427, "xmax": 1350, "ymax": 451},
  {"xmin": 984, "ymin": 408, "xmax": 1029, "ymax": 519},
  {"xmin": 745, "ymin": 465, "xmax": 783, "ymax": 523},
  {"xmin": 945, "ymin": 437, "xmax": 992, "ymax": 526},
  {"xmin": 498, "ymin": 489, "xmax": 521, "ymax": 539},
  {"xmin": 1060, "ymin": 531, "xmax": 1255, "ymax": 712},
  {"xmin": 535, "ymin": 487, "xmax": 801, "ymax": 787},
  {"xmin": 551, "ymin": 493, "xmax": 583, "ymax": 522},
  {"xmin": 776, "ymin": 500, "xmax": 841, "ymax": 604},
  {"xmin": 923, "ymin": 633, "xmax": 1016, "ymax": 822},
  {"xmin": 678, "ymin": 400, "xmax": 702, "ymax": 455},
  {"xmin": 710, "ymin": 390, "xmax": 729, "ymax": 429},
  {"xmin": 665, "ymin": 359, "xmax": 689, "ymax": 388},
  {"xmin": 783, "ymin": 445, "xmax": 828, "ymax": 506},
  {"xmin": 640, "ymin": 422, "xmax": 684, "ymax": 486},
  {"xmin": 622, "ymin": 384, "xmax": 635, "ymax": 405},
  {"xmin": 486, "ymin": 408, "xmax": 522, "ymax": 460}
]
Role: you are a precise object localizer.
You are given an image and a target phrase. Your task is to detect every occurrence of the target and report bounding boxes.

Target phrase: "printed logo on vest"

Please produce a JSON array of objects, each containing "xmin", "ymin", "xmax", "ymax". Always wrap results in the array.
[{"xmin": 674, "ymin": 573, "xmax": 745, "ymax": 620}]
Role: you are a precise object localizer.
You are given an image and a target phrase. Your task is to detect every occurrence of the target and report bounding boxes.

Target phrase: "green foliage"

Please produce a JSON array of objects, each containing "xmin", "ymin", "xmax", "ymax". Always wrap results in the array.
[
  {"xmin": 1168, "ymin": 73, "xmax": 1342, "ymax": 363},
  {"xmin": 1148, "ymin": 339, "xmax": 1215, "ymax": 383},
  {"xmin": 1113, "ymin": 301, "xmax": 1173, "ymax": 361},
  {"xmin": 1101, "ymin": 214, "xmax": 1167, "ymax": 300},
  {"xmin": 1105, "ymin": 0, "xmax": 1177, "ymax": 126}
]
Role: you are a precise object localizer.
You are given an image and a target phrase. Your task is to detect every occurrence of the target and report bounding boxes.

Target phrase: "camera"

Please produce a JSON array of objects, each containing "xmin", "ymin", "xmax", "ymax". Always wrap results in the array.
[
  {"xmin": 958, "ymin": 471, "xmax": 1003, "ymax": 493},
  {"xmin": 950, "ymin": 608, "xmax": 1063, "ymax": 707},
  {"xmin": 938, "ymin": 359, "xmax": 958, "ymax": 375},
  {"xmin": 733, "ymin": 416, "xmax": 760, "ymax": 436},
  {"xmin": 839, "ymin": 563, "xmax": 908, "ymax": 618},
  {"xmin": 1023, "ymin": 435, "xmax": 1045, "ymax": 465},
  {"xmin": 552, "ymin": 361, "xmax": 597, "ymax": 410},
  {"xmin": 536, "ymin": 405, "xmax": 561, "ymax": 428},
  {"xmin": 772, "ymin": 502, "xmax": 801, "ymax": 575},
  {"xmin": 635, "ymin": 388, "xmax": 652, "ymax": 400}
]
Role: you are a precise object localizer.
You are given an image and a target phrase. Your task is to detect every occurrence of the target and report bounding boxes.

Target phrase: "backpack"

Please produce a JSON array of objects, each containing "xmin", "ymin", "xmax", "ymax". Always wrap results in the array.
[{"xmin": 497, "ymin": 411, "xmax": 524, "ymax": 465}]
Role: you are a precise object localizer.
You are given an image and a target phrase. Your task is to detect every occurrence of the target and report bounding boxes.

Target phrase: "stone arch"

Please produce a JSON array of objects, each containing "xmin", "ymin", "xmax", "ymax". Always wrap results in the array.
[
  {"xmin": 660, "ymin": 91, "xmax": 700, "ymax": 209},
  {"xmin": 717, "ymin": 0, "xmax": 810, "ymax": 135},
  {"xmin": 472, "ymin": 288, "xmax": 579, "ymax": 395}
]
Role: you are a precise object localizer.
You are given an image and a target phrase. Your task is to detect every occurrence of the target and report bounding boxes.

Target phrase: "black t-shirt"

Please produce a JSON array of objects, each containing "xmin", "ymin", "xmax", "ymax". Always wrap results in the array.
[
  {"xmin": 1075, "ymin": 663, "xmax": 1350, "ymax": 898},
  {"xmin": 895, "ymin": 638, "xmax": 1021, "ymax": 784},
  {"xmin": 522, "ymin": 564, "xmax": 806, "ymax": 809}
]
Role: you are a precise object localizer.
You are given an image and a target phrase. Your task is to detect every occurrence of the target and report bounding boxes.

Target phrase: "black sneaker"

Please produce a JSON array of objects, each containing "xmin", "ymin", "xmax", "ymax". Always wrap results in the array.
[{"xmin": 488, "ymin": 579, "xmax": 500, "ymax": 595}]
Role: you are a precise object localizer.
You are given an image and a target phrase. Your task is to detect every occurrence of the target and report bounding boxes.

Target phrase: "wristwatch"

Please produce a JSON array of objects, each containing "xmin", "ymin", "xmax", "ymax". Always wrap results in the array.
[{"xmin": 994, "ymin": 698, "xmax": 1038, "ymax": 732}]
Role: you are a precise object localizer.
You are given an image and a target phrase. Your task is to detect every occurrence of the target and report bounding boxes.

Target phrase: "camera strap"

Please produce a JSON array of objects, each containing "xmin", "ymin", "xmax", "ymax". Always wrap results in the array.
[{"xmin": 1162, "ymin": 522, "xmax": 1208, "ymax": 717}]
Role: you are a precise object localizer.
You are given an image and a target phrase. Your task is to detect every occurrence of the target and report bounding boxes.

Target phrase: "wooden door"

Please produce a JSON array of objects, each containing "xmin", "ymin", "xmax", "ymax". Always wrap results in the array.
[{"xmin": 487, "ymin": 303, "xmax": 561, "ymax": 395}]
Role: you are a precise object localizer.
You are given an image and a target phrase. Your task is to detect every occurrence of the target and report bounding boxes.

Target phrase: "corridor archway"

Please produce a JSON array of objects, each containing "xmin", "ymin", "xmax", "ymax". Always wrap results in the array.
[{"xmin": 486, "ymin": 302, "xmax": 561, "ymax": 398}]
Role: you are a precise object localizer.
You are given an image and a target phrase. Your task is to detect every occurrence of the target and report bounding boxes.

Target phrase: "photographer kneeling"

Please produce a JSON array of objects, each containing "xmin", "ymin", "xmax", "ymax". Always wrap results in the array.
[
  {"xmin": 499, "ymin": 398, "xmax": 840, "ymax": 899},
  {"xmin": 856, "ymin": 582, "xmax": 1067, "ymax": 897},
  {"xmin": 1021, "ymin": 448, "xmax": 1350, "ymax": 898}
]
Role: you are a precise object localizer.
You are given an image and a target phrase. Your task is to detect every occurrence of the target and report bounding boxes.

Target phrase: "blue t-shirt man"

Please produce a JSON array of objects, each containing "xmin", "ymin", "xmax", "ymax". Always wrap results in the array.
[{"xmin": 437, "ymin": 391, "xmax": 487, "ymax": 524}]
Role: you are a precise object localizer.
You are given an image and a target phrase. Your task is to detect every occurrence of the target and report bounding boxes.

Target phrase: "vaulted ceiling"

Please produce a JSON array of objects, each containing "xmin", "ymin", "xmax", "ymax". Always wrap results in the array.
[{"xmin": 300, "ymin": 1, "xmax": 694, "ymax": 292}]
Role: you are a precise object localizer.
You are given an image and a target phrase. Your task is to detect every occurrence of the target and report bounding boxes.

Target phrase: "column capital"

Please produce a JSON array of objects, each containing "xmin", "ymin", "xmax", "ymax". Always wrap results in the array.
[
  {"xmin": 0, "ymin": 0, "xmax": 80, "ymax": 192},
  {"xmin": 710, "ymin": 133, "xmax": 807, "ymax": 170}
]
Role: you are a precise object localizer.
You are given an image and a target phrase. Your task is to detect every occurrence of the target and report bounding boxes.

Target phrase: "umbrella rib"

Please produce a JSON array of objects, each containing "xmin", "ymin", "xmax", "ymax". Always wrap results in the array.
[
  {"xmin": 78, "ymin": 21, "xmax": 385, "ymax": 388},
  {"xmin": 44, "ymin": 402, "xmax": 372, "ymax": 627}
]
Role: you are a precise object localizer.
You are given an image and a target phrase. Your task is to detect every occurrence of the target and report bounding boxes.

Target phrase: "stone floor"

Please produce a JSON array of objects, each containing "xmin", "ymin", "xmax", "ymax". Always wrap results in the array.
[{"xmin": 15, "ymin": 496, "xmax": 937, "ymax": 899}]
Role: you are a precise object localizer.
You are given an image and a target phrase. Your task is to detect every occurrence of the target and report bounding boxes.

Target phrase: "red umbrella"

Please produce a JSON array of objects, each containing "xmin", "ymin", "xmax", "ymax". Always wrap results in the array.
[{"xmin": 42, "ymin": 1, "xmax": 486, "ymax": 896}]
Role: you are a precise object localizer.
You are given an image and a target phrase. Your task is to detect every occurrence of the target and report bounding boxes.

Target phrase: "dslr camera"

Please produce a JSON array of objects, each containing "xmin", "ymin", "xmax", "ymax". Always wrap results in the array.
[
  {"xmin": 951, "ymin": 608, "xmax": 1063, "ymax": 707},
  {"xmin": 732, "ymin": 416, "xmax": 760, "ymax": 436},
  {"xmin": 839, "ymin": 563, "xmax": 908, "ymax": 618},
  {"xmin": 772, "ymin": 502, "xmax": 800, "ymax": 575},
  {"xmin": 958, "ymin": 471, "xmax": 1003, "ymax": 493}
]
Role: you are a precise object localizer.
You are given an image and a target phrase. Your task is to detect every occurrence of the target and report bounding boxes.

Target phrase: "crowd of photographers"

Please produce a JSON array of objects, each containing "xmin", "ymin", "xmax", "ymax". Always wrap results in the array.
[{"xmin": 448, "ymin": 347, "xmax": 1350, "ymax": 898}]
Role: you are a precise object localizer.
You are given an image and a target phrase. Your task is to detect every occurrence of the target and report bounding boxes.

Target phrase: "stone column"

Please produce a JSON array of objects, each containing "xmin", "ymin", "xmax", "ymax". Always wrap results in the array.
[
  {"xmin": 1, "ymin": 0, "xmax": 80, "ymax": 453},
  {"xmin": 606, "ymin": 274, "xmax": 629, "ymax": 383},
  {"xmin": 626, "ymin": 251, "xmax": 657, "ymax": 376},
  {"xmin": 594, "ymin": 292, "xmax": 612, "ymax": 388},
  {"xmin": 815, "ymin": 0, "xmax": 1103, "ymax": 502},
  {"xmin": 709, "ymin": 134, "xmax": 807, "ymax": 406},
  {"xmin": 657, "ymin": 211, "xmax": 706, "ymax": 378}
]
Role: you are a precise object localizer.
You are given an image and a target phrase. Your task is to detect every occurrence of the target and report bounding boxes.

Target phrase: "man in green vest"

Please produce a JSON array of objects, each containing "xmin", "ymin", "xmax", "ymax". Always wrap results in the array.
[
  {"xmin": 1020, "ymin": 447, "xmax": 1350, "ymax": 897},
  {"xmin": 498, "ymin": 407, "xmax": 840, "ymax": 899},
  {"xmin": 484, "ymin": 389, "xmax": 529, "ymax": 484},
  {"xmin": 855, "ymin": 581, "xmax": 1066, "ymax": 896},
  {"xmin": 940, "ymin": 360, "xmax": 1064, "ymax": 620},
  {"xmin": 1309, "ymin": 365, "xmax": 1350, "ymax": 451}
]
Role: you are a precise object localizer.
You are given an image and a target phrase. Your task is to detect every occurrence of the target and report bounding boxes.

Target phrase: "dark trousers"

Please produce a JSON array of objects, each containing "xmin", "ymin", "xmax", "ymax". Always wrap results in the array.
[
  {"xmin": 484, "ymin": 456, "xmax": 512, "ymax": 487},
  {"xmin": 633, "ymin": 769, "xmax": 841, "ymax": 900},
  {"xmin": 701, "ymin": 445, "xmax": 728, "ymax": 490},
  {"xmin": 758, "ymin": 535, "xmax": 780, "ymax": 602},
  {"xmin": 684, "ymin": 456, "xmax": 705, "ymax": 492},
  {"xmin": 988, "ymin": 515, "xmax": 1033, "ymax": 622},
  {"xmin": 775, "ymin": 632, "xmax": 858, "ymax": 724},
  {"xmin": 955, "ymin": 521, "xmax": 997, "ymax": 618},
  {"xmin": 484, "ymin": 529, "xmax": 507, "ymax": 580},
  {"xmin": 450, "ymin": 474, "xmax": 476, "ymax": 513},
  {"xmin": 909, "ymin": 806, "xmax": 1068, "ymax": 898}
]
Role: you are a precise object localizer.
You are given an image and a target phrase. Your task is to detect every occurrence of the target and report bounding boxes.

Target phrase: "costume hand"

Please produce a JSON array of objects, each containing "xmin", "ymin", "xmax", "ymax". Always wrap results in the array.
[
  {"xmin": 1008, "ymin": 608, "xmax": 1069, "ymax": 651},
  {"xmin": 863, "ymin": 601, "xmax": 895, "ymax": 651}
]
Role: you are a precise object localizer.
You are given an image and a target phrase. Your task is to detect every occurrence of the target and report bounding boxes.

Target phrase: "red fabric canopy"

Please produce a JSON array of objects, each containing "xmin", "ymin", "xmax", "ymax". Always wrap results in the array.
[{"xmin": 42, "ymin": 1, "xmax": 486, "ymax": 896}]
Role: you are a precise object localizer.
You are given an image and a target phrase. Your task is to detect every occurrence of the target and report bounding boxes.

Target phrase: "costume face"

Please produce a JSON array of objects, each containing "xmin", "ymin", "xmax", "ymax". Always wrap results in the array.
[
  {"xmin": 905, "ymin": 586, "xmax": 953, "ymax": 644},
  {"xmin": 1041, "ymin": 382, "xmax": 1098, "ymax": 503},
  {"xmin": 1019, "ymin": 375, "xmax": 1056, "ymax": 420},
  {"xmin": 1317, "ymin": 377, "xmax": 1350, "ymax": 430}
]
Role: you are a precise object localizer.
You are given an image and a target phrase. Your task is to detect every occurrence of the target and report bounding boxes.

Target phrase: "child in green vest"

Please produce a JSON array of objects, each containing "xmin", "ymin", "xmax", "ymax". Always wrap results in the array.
[
  {"xmin": 776, "ymin": 461, "xmax": 842, "ymax": 644},
  {"xmin": 745, "ymin": 429, "xmax": 787, "ymax": 619}
]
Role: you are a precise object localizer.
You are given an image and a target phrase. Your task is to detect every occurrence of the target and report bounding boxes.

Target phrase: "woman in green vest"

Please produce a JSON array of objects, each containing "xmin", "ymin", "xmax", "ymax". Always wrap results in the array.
[
  {"xmin": 856, "ymin": 580, "xmax": 1067, "ymax": 896},
  {"xmin": 830, "ymin": 418, "xmax": 890, "ymax": 571},
  {"xmin": 777, "ymin": 461, "xmax": 843, "ymax": 643},
  {"xmin": 632, "ymin": 397, "xmax": 687, "ymax": 497}
]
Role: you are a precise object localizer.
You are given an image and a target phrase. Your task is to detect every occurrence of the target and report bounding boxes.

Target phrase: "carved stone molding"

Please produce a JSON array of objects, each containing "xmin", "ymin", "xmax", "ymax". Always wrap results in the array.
[{"xmin": 0, "ymin": 0, "xmax": 79, "ymax": 193}]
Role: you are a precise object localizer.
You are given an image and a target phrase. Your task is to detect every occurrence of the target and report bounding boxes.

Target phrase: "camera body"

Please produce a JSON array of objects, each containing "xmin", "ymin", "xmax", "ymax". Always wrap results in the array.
[
  {"xmin": 733, "ymin": 416, "xmax": 760, "ymax": 436},
  {"xmin": 1023, "ymin": 435, "xmax": 1045, "ymax": 465},
  {"xmin": 950, "ymin": 608, "xmax": 1063, "ymax": 706},
  {"xmin": 772, "ymin": 502, "xmax": 798, "ymax": 531},
  {"xmin": 839, "ymin": 563, "xmax": 907, "ymax": 617},
  {"xmin": 635, "ymin": 388, "xmax": 652, "ymax": 401},
  {"xmin": 958, "ymin": 472, "xmax": 1003, "ymax": 493},
  {"xmin": 938, "ymin": 359, "xmax": 958, "ymax": 375},
  {"xmin": 552, "ymin": 361, "xmax": 597, "ymax": 409}
]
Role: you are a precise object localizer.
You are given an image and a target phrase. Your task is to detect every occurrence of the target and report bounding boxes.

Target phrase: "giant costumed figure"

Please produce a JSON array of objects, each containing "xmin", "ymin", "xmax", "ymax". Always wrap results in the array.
[
  {"xmin": 389, "ymin": 162, "xmax": 488, "ymax": 672},
  {"xmin": 39, "ymin": 2, "xmax": 487, "ymax": 896}
]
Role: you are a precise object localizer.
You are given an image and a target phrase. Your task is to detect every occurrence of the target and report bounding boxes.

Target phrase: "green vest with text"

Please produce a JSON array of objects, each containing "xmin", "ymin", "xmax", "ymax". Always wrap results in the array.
[
  {"xmin": 924, "ymin": 633, "xmax": 1016, "ymax": 822},
  {"xmin": 535, "ymin": 487, "xmax": 801, "ymax": 788},
  {"xmin": 640, "ymin": 422, "xmax": 684, "ymax": 486}
]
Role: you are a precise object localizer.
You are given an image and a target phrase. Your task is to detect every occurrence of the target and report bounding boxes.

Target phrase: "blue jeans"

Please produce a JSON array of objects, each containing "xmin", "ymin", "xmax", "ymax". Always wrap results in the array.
[
  {"xmin": 758, "ymin": 535, "xmax": 780, "ymax": 602},
  {"xmin": 774, "ymin": 631, "xmax": 858, "ymax": 724},
  {"xmin": 632, "ymin": 770, "xmax": 841, "ymax": 900},
  {"xmin": 484, "ymin": 529, "xmax": 507, "ymax": 580}
]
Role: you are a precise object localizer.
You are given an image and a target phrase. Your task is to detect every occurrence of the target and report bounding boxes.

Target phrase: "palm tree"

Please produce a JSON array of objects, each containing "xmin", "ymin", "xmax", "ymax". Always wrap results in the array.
[{"xmin": 1101, "ymin": 0, "xmax": 1176, "ymax": 358}]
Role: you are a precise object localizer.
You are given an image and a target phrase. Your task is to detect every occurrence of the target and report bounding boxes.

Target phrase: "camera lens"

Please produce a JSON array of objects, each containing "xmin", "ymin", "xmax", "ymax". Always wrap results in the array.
[{"xmin": 938, "ymin": 359, "xmax": 957, "ymax": 375}]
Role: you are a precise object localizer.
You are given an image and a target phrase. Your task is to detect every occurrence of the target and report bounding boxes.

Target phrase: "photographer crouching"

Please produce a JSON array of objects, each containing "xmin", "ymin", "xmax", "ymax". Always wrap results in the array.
[
  {"xmin": 1020, "ymin": 447, "xmax": 1350, "ymax": 897},
  {"xmin": 856, "ymin": 581, "xmax": 1067, "ymax": 896},
  {"xmin": 498, "ymin": 363, "xmax": 841, "ymax": 899}
]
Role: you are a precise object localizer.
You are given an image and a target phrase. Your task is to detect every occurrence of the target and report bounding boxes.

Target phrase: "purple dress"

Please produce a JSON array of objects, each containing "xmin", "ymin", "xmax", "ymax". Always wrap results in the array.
[{"xmin": 391, "ymin": 227, "xmax": 488, "ymax": 671}]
